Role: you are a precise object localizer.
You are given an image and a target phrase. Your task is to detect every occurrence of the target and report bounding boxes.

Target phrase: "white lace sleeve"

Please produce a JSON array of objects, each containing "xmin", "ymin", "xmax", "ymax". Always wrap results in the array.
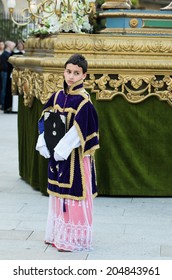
[{"xmin": 54, "ymin": 125, "xmax": 80, "ymax": 160}]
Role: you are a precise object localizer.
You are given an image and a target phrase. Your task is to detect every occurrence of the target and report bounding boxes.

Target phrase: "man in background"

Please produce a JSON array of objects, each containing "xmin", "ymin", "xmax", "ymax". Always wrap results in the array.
[
  {"xmin": 0, "ymin": 40, "xmax": 5, "ymax": 107},
  {"xmin": 0, "ymin": 41, "xmax": 15, "ymax": 113}
]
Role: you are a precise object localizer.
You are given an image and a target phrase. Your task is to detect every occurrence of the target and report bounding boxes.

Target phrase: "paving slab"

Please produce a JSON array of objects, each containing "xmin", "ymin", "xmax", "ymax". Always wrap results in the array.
[
  {"xmin": 160, "ymin": 246, "xmax": 172, "ymax": 258},
  {"xmin": 0, "ymin": 230, "xmax": 33, "ymax": 240}
]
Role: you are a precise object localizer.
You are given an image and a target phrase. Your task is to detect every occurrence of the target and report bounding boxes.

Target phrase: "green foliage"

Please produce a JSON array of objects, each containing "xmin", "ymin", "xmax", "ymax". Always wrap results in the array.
[{"xmin": 131, "ymin": 0, "xmax": 139, "ymax": 6}]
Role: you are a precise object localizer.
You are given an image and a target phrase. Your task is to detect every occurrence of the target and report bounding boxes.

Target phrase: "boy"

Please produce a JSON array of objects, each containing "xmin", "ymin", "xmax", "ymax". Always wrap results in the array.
[{"xmin": 36, "ymin": 54, "xmax": 99, "ymax": 252}]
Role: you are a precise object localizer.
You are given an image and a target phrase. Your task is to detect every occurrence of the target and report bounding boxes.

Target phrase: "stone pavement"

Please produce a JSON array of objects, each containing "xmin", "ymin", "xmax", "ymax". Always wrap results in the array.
[{"xmin": 0, "ymin": 111, "xmax": 172, "ymax": 260}]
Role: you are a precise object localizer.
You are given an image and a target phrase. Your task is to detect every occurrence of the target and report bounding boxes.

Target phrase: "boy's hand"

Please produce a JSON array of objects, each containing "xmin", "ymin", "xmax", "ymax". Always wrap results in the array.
[
  {"xmin": 39, "ymin": 146, "xmax": 50, "ymax": 159},
  {"xmin": 54, "ymin": 151, "xmax": 65, "ymax": 161},
  {"xmin": 36, "ymin": 132, "xmax": 50, "ymax": 158}
]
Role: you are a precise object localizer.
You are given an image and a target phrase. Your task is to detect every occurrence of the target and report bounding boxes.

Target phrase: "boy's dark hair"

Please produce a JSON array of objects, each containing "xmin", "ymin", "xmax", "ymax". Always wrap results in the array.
[{"xmin": 65, "ymin": 54, "xmax": 88, "ymax": 73}]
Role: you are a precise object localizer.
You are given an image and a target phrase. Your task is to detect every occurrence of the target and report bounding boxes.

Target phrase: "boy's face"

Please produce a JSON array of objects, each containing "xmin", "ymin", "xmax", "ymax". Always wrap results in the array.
[{"xmin": 64, "ymin": 63, "xmax": 86, "ymax": 87}]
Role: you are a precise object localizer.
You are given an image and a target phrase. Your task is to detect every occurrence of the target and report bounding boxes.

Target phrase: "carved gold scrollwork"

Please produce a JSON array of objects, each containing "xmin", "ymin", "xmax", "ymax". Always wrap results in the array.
[
  {"xmin": 44, "ymin": 73, "xmax": 63, "ymax": 95},
  {"xmin": 10, "ymin": 34, "xmax": 172, "ymax": 109},
  {"xmin": 12, "ymin": 69, "xmax": 64, "ymax": 107},
  {"xmin": 11, "ymin": 69, "xmax": 19, "ymax": 95},
  {"xmin": 95, "ymin": 74, "xmax": 111, "ymax": 90},
  {"xmin": 22, "ymin": 69, "xmax": 34, "ymax": 107},
  {"xmin": 13, "ymin": 69, "xmax": 172, "ymax": 107},
  {"xmin": 24, "ymin": 34, "xmax": 172, "ymax": 55},
  {"xmin": 12, "ymin": 69, "xmax": 34, "ymax": 107},
  {"xmin": 84, "ymin": 74, "xmax": 172, "ymax": 106}
]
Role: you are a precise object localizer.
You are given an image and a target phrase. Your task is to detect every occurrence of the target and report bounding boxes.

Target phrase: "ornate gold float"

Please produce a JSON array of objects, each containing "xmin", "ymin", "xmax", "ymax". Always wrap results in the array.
[{"xmin": 10, "ymin": 32, "xmax": 172, "ymax": 107}]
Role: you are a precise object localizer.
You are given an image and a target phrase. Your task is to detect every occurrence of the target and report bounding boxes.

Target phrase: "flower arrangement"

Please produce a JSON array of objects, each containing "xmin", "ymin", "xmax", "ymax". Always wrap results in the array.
[
  {"xmin": 29, "ymin": 0, "xmax": 140, "ymax": 37},
  {"xmin": 30, "ymin": 0, "xmax": 94, "ymax": 36}
]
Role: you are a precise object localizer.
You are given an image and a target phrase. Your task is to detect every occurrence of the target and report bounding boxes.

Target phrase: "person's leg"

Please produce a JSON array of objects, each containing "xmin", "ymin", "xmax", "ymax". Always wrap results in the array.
[
  {"xmin": 4, "ymin": 77, "xmax": 12, "ymax": 112},
  {"xmin": 0, "ymin": 71, "xmax": 7, "ymax": 110}
]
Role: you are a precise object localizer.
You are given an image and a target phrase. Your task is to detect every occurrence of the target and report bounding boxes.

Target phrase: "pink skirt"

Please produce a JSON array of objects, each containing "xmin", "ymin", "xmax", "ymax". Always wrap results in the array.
[{"xmin": 44, "ymin": 156, "xmax": 93, "ymax": 251}]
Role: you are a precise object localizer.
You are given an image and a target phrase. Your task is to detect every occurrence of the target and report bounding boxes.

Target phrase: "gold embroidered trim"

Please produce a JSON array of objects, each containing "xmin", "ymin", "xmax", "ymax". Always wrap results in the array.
[
  {"xmin": 53, "ymin": 90, "xmax": 60, "ymax": 106},
  {"xmin": 47, "ymin": 189, "xmax": 98, "ymax": 200},
  {"xmin": 66, "ymin": 111, "xmax": 72, "ymax": 131},
  {"xmin": 83, "ymin": 144, "xmax": 100, "ymax": 156},
  {"xmin": 74, "ymin": 122, "xmax": 99, "ymax": 156},
  {"xmin": 48, "ymin": 149, "xmax": 75, "ymax": 188},
  {"xmin": 54, "ymin": 104, "xmax": 77, "ymax": 114},
  {"xmin": 74, "ymin": 121, "xmax": 85, "ymax": 152},
  {"xmin": 86, "ymin": 132, "xmax": 99, "ymax": 142},
  {"xmin": 39, "ymin": 105, "xmax": 54, "ymax": 120},
  {"xmin": 72, "ymin": 97, "xmax": 90, "ymax": 152},
  {"xmin": 48, "ymin": 151, "xmax": 86, "ymax": 199},
  {"xmin": 78, "ymin": 148, "xmax": 86, "ymax": 200},
  {"xmin": 68, "ymin": 81, "xmax": 87, "ymax": 96},
  {"xmin": 93, "ymin": 192, "xmax": 98, "ymax": 199}
]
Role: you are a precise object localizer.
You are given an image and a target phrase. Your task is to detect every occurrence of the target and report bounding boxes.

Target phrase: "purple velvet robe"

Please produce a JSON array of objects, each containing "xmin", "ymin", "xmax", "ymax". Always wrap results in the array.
[{"xmin": 38, "ymin": 80, "xmax": 99, "ymax": 200}]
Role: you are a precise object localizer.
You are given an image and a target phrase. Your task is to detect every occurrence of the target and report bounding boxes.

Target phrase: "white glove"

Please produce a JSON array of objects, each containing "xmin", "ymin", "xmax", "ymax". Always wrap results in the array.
[
  {"xmin": 54, "ymin": 151, "xmax": 65, "ymax": 161},
  {"xmin": 36, "ymin": 133, "xmax": 50, "ymax": 159},
  {"xmin": 39, "ymin": 145, "xmax": 50, "ymax": 158},
  {"xmin": 53, "ymin": 125, "xmax": 80, "ymax": 161}
]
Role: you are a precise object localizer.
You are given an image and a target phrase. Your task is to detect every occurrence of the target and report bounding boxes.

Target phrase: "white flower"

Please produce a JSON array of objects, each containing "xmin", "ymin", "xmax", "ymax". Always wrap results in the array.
[{"xmin": 30, "ymin": 0, "xmax": 94, "ymax": 36}]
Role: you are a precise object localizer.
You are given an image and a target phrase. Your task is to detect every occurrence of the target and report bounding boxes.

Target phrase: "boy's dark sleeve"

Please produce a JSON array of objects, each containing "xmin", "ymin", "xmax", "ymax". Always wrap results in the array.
[{"xmin": 74, "ymin": 101, "xmax": 99, "ymax": 155}]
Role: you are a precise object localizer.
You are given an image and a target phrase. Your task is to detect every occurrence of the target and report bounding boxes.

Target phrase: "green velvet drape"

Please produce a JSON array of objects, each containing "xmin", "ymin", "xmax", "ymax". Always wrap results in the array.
[
  {"xmin": 18, "ymin": 94, "xmax": 172, "ymax": 196},
  {"xmin": 18, "ymin": 95, "xmax": 48, "ymax": 195}
]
